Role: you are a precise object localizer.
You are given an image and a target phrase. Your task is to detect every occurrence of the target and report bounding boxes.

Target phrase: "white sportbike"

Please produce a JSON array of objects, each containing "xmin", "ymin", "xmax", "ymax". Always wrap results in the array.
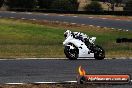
[{"xmin": 63, "ymin": 33, "xmax": 105, "ymax": 60}]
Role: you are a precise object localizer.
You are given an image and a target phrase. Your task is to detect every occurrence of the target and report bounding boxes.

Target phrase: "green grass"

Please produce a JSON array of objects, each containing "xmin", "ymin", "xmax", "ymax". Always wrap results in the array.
[
  {"xmin": 0, "ymin": 19, "xmax": 65, "ymax": 58},
  {"xmin": 0, "ymin": 18, "xmax": 131, "ymax": 58}
]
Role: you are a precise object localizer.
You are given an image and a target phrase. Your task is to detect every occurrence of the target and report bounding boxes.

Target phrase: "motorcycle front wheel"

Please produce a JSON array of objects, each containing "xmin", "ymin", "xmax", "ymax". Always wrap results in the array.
[
  {"xmin": 64, "ymin": 43, "xmax": 79, "ymax": 60},
  {"xmin": 94, "ymin": 45, "xmax": 105, "ymax": 60}
]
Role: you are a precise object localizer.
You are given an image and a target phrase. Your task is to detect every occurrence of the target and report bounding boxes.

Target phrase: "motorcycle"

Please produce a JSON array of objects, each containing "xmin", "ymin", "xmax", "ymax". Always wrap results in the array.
[{"xmin": 63, "ymin": 33, "xmax": 105, "ymax": 60}]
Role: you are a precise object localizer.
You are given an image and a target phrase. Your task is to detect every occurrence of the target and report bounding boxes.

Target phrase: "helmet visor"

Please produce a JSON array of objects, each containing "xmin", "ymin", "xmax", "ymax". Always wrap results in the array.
[{"xmin": 64, "ymin": 32, "xmax": 68, "ymax": 38}]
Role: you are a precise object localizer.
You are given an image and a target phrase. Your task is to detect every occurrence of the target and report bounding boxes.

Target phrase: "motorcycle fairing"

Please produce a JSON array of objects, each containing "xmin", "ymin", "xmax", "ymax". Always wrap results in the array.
[{"xmin": 63, "ymin": 35, "xmax": 94, "ymax": 58}]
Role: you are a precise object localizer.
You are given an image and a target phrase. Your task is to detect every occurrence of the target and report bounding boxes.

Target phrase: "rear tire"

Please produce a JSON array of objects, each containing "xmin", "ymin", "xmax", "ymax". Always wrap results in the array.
[
  {"xmin": 64, "ymin": 43, "xmax": 79, "ymax": 60},
  {"xmin": 77, "ymin": 76, "xmax": 87, "ymax": 84}
]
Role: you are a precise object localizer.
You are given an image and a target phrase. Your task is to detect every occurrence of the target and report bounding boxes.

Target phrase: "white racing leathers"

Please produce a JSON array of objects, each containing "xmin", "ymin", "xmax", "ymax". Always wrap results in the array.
[{"xmin": 73, "ymin": 32, "xmax": 88, "ymax": 42}]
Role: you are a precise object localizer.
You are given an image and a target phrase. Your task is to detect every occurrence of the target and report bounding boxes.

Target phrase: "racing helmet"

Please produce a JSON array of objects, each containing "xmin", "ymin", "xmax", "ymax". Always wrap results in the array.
[
  {"xmin": 64, "ymin": 30, "xmax": 71, "ymax": 38},
  {"xmin": 89, "ymin": 37, "xmax": 96, "ymax": 44}
]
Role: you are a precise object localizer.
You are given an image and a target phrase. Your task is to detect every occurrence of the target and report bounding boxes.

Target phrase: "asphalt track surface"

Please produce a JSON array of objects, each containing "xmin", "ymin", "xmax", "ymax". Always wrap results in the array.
[
  {"xmin": 0, "ymin": 59, "xmax": 132, "ymax": 85},
  {"xmin": 0, "ymin": 11, "xmax": 132, "ymax": 30}
]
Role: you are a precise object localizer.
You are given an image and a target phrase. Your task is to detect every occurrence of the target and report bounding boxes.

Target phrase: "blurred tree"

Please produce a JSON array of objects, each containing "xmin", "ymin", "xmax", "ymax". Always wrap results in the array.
[
  {"xmin": 84, "ymin": 1, "xmax": 103, "ymax": 11},
  {"xmin": 69, "ymin": 0, "xmax": 79, "ymax": 10},
  {"xmin": 37, "ymin": 0, "xmax": 55, "ymax": 9},
  {"xmin": 5, "ymin": 0, "xmax": 37, "ymax": 9},
  {"xmin": 0, "ymin": 0, "xmax": 4, "ymax": 7},
  {"xmin": 102, "ymin": 0, "xmax": 123, "ymax": 11},
  {"xmin": 50, "ymin": 0, "xmax": 79, "ymax": 11},
  {"xmin": 124, "ymin": 0, "xmax": 132, "ymax": 11}
]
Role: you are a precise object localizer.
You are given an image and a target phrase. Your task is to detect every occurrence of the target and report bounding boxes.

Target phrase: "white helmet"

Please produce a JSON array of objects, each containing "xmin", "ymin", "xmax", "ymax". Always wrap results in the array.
[
  {"xmin": 89, "ymin": 37, "xmax": 96, "ymax": 44},
  {"xmin": 64, "ymin": 30, "xmax": 71, "ymax": 38}
]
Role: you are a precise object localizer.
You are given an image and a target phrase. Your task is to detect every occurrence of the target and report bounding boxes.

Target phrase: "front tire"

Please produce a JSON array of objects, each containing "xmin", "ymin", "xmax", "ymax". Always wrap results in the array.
[
  {"xmin": 94, "ymin": 45, "xmax": 105, "ymax": 60},
  {"xmin": 64, "ymin": 43, "xmax": 79, "ymax": 60}
]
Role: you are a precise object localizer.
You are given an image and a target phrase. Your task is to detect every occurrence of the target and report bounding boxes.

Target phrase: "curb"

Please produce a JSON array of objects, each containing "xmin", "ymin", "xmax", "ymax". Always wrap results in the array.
[
  {"xmin": 3, "ymin": 81, "xmax": 77, "ymax": 85},
  {"xmin": 2, "ymin": 80, "xmax": 132, "ymax": 85},
  {"xmin": 0, "ymin": 57, "xmax": 132, "ymax": 60}
]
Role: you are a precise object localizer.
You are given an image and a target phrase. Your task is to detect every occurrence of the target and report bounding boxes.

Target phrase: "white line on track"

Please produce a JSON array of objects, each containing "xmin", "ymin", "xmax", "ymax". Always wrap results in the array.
[
  {"xmin": 89, "ymin": 25, "xmax": 94, "ymax": 27},
  {"xmin": 21, "ymin": 18, "xmax": 26, "ymax": 20},
  {"xmin": 111, "ymin": 28, "xmax": 115, "ymax": 29},
  {"xmin": 63, "ymin": 22, "xmax": 68, "ymax": 23},
  {"xmin": 118, "ymin": 29, "xmax": 122, "ymax": 30},
  {"xmin": 64, "ymin": 81, "xmax": 77, "ymax": 83},
  {"xmin": 26, "ymin": 12, "xmax": 32, "ymax": 14},
  {"xmin": 44, "ymin": 14, "xmax": 49, "ymax": 16},
  {"xmin": 81, "ymin": 24, "xmax": 85, "ymax": 26},
  {"xmin": 1, "ymin": 57, "xmax": 131, "ymax": 60},
  {"xmin": 71, "ymin": 23, "xmax": 76, "ymax": 25},
  {"xmin": 15, "ymin": 58, "xmax": 67, "ymax": 60},
  {"xmin": 89, "ymin": 17, "xmax": 94, "ymax": 19},
  {"xmin": 73, "ymin": 16, "xmax": 78, "ymax": 18},
  {"xmin": 5, "ymin": 81, "xmax": 77, "ymax": 84},
  {"xmin": 97, "ymin": 26, "xmax": 100, "ymax": 28},
  {"xmin": 34, "ymin": 82, "xmax": 61, "ymax": 84},
  {"xmin": 78, "ymin": 58, "xmax": 95, "ymax": 60},
  {"xmin": 101, "ymin": 18, "xmax": 107, "ymax": 20},
  {"xmin": 116, "ymin": 19, "xmax": 120, "ymax": 20},
  {"xmin": 59, "ymin": 15, "xmax": 64, "ymax": 16},
  {"xmin": 10, "ymin": 17, "xmax": 15, "ymax": 19},
  {"xmin": 5, "ymin": 83, "xmax": 24, "ymax": 85},
  {"xmin": 3, "ymin": 80, "xmax": 132, "ymax": 84},
  {"xmin": 31, "ymin": 19, "xmax": 36, "ymax": 21},
  {"xmin": 11, "ymin": 12, "xmax": 16, "ymax": 13}
]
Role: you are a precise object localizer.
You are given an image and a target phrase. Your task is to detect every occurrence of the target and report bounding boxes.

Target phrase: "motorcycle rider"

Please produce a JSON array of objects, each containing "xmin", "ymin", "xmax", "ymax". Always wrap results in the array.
[
  {"xmin": 64, "ymin": 30, "xmax": 90, "ymax": 44},
  {"xmin": 63, "ymin": 30, "xmax": 105, "ymax": 59}
]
